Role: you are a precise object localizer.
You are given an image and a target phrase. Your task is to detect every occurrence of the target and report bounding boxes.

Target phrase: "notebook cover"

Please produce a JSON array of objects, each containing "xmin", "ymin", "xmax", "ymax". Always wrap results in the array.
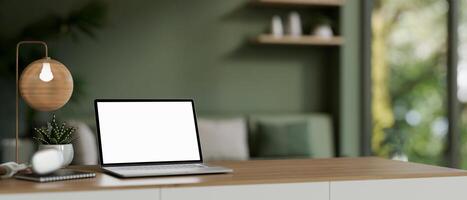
[{"xmin": 15, "ymin": 169, "xmax": 96, "ymax": 182}]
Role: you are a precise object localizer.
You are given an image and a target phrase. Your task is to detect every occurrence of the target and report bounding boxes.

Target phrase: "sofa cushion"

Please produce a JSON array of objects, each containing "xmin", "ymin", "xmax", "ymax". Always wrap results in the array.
[
  {"xmin": 249, "ymin": 113, "xmax": 334, "ymax": 158},
  {"xmin": 197, "ymin": 117, "xmax": 249, "ymax": 161},
  {"xmin": 254, "ymin": 121, "xmax": 311, "ymax": 158}
]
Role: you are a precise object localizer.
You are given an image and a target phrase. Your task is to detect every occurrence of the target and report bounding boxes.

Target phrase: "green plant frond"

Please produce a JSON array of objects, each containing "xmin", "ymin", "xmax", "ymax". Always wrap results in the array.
[
  {"xmin": 58, "ymin": 127, "xmax": 74, "ymax": 143},
  {"xmin": 33, "ymin": 129, "xmax": 45, "ymax": 140},
  {"xmin": 51, "ymin": 115, "xmax": 59, "ymax": 129},
  {"xmin": 47, "ymin": 123, "xmax": 53, "ymax": 131},
  {"xmin": 56, "ymin": 127, "xmax": 64, "ymax": 141},
  {"xmin": 60, "ymin": 123, "xmax": 66, "ymax": 132},
  {"xmin": 33, "ymin": 128, "xmax": 45, "ymax": 140},
  {"xmin": 36, "ymin": 127, "xmax": 53, "ymax": 143},
  {"xmin": 33, "ymin": 137, "xmax": 49, "ymax": 145}
]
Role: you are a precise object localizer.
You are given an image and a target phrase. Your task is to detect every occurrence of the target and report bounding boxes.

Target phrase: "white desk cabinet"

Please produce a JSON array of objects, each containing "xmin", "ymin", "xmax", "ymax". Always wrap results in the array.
[
  {"xmin": 161, "ymin": 182, "xmax": 329, "ymax": 200},
  {"xmin": 0, "ymin": 188, "xmax": 160, "ymax": 200},
  {"xmin": 330, "ymin": 176, "xmax": 467, "ymax": 200}
]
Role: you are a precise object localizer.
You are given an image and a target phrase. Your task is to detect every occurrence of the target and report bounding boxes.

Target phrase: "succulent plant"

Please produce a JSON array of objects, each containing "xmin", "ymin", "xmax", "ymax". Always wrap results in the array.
[{"xmin": 33, "ymin": 115, "xmax": 76, "ymax": 145}]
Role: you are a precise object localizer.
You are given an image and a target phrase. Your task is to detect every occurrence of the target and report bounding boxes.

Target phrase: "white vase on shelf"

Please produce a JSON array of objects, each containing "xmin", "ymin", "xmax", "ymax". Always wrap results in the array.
[
  {"xmin": 271, "ymin": 15, "xmax": 284, "ymax": 37},
  {"xmin": 287, "ymin": 11, "xmax": 302, "ymax": 37}
]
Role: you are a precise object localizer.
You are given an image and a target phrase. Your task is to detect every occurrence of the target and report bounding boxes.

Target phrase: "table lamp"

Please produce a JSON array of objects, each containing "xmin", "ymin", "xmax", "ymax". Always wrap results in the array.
[{"xmin": 15, "ymin": 41, "xmax": 74, "ymax": 162}]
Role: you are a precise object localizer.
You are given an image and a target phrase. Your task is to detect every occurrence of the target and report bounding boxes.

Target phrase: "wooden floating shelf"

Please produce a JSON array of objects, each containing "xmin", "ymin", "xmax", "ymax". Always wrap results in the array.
[
  {"xmin": 253, "ymin": 35, "xmax": 343, "ymax": 46},
  {"xmin": 252, "ymin": 0, "xmax": 345, "ymax": 7}
]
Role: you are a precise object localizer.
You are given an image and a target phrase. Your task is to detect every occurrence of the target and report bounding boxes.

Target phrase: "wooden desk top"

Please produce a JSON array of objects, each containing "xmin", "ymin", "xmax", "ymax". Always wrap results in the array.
[{"xmin": 1, "ymin": 157, "xmax": 466, "ymax": 194}]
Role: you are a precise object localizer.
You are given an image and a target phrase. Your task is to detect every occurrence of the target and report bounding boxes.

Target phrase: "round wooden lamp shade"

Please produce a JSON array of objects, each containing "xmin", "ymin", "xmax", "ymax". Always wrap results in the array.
[{"xmin": 19, "ymin": 58, "xmax": 73, "ymax": 111}]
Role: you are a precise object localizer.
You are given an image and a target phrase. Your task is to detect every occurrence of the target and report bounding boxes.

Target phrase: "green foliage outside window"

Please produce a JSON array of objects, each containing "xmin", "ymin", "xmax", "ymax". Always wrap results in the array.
[{"xmin": 372, "ymin": 0, "xmax": 449, "ymax": 166}]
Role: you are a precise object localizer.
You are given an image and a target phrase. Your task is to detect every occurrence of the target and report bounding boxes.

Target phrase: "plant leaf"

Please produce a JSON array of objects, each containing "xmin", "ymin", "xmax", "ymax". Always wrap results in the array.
[{"xmin": 33, "ymin": 137, "xmax": 49, "ymax": 145}]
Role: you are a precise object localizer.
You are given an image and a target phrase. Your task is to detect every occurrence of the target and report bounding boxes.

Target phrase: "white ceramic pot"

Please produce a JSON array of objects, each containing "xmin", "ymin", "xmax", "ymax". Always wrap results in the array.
[
  {"xmin": 313, "ymin": 24, "xmax": 334, "ymax": 38},
  {"xmin": 38, "ymin": 144, "xmax": 74, "ymax": 167}
]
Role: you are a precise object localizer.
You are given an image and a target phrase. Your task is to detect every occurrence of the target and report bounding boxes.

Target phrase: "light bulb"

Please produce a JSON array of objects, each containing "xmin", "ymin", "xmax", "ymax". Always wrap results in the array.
[{"xmin": 39, "ymin": 62, "xmax": 54, "ymax": 82}]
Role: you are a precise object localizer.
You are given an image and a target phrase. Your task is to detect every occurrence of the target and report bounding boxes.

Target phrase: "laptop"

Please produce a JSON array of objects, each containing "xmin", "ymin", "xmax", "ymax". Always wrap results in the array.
[{"xmin": 94, "ymin": 99, "xmax": 233, "ymax": 178}]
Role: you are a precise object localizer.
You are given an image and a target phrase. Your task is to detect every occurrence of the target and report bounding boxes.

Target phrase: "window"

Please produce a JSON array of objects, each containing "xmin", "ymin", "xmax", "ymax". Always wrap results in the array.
[
  {"xmin": 371, "ymin": 0, "xmax": 449, "ymax": 165},
  {"xmin": 459, "ymin": 0, "xmax": 467, "ymax": 168}
]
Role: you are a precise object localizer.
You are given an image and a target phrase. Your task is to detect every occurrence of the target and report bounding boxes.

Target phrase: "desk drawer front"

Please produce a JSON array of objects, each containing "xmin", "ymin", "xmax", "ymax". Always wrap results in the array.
[
  {"xmin": 0, "ymin": 188, "xmax": 160, "ymax": 200},
  {"xmin": 331, "ymin": 176, "xmax": 467, "ymax": 200},
  {"xmin": 161, "ymin": 182, "xmax": 329, "ymax": 200}
]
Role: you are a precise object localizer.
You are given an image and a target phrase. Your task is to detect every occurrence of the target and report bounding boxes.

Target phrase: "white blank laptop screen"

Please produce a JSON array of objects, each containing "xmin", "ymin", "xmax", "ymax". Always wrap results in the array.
[{"xmin": 96, "ymin": 101, "xmax": 201, "ymax": 164}]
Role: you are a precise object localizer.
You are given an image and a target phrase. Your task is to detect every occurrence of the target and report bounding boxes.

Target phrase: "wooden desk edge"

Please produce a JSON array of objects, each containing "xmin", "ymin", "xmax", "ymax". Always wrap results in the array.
[
  {"xmin": 3, "ymin": 173, "xmax": 467, "ymax": 195},
  {"xmin": 2, "ymin": 157, "xmax": 467, "ymax": 194}
]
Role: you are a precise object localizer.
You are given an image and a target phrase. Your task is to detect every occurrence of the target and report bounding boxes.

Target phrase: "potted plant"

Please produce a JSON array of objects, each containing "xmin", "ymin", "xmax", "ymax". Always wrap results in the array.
[{"xmin": 33, "ymin": 114, "xmax": 76, "ymax": 167}]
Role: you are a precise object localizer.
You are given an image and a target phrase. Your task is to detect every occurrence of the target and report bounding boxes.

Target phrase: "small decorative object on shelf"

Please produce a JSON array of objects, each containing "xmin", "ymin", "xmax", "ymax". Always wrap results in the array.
[
  {"xmin": 33, "ymin": 114, "xmax": 76, "ymax": 167},
  {"xmin": 311, "ymin": 15, "xmax": 334, "ymax": 38},
  {"xmin": 271, "ymin": 15, "xmax": 284, "ymax": 37},
  {"xmin": 313, "ymin": 24, "xmax": 333, "ymax": 38},
  {"xmin": 287, "ymin": 11, "xmax": 302, "ymax": 37}
]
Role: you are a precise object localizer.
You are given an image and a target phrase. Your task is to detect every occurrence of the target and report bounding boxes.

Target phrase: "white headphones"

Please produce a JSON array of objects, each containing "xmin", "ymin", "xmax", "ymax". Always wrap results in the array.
[{"xmin": 0, "ymin": 149, "xmax": 63, "ymax": 178}]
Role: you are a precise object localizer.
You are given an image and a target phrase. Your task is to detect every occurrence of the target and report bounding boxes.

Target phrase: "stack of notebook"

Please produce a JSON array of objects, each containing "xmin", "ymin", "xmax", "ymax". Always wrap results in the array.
[{"xmin": 15, "ymin": 169, "xmax": 96, "ymax": 182}]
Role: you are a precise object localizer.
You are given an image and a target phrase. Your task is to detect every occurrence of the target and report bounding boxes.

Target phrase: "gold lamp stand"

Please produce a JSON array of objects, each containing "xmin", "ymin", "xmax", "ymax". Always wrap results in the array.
[{"xmin": 15, "ymin": 41, "xmax": 74, "ymax": 163}]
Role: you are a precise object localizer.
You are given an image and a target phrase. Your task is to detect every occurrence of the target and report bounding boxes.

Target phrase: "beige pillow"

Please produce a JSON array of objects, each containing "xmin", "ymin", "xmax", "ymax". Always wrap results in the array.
[{"xmin": 197, "ymin": 118, "xmax": 249, "ymax": 161}]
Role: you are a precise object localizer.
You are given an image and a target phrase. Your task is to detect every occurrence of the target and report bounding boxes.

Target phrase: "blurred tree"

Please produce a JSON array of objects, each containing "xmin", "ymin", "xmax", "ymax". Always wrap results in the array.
[
  {"xmin": 372, "ymin": 0, "xmax": 447, "ymax": 165},
  {"xmin": 371, "ymin": 0, "xmax": 395, "ymax": 156},
  {"xmin": 457, "ymin": 0, "xmax": 467, "ymax": 168}
]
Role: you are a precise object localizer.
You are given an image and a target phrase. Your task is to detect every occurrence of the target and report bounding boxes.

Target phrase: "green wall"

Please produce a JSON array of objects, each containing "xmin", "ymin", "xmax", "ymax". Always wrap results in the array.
[
  {"xmin": 51, "ymin": 0, "xmax": 334, "ymax": 116},
  {"xmin": 340, "ymin": 0, "xmax": 361, "ymax": 156},
  {"xmin": 1, "ymin": 0, "xmax": 361, "ymax": 156}
]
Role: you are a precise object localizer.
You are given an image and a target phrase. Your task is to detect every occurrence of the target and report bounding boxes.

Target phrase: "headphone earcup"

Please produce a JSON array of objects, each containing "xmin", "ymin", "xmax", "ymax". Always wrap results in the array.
[{"xmin": 31, "ymin": 149, "xmax": 63, "ymax": 174}]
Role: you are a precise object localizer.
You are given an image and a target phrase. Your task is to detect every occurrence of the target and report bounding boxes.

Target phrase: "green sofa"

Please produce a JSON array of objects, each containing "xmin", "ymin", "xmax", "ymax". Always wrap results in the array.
[{"xmin": 197, "ymin": 113, "xmax": 334, "ymax": 161}]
